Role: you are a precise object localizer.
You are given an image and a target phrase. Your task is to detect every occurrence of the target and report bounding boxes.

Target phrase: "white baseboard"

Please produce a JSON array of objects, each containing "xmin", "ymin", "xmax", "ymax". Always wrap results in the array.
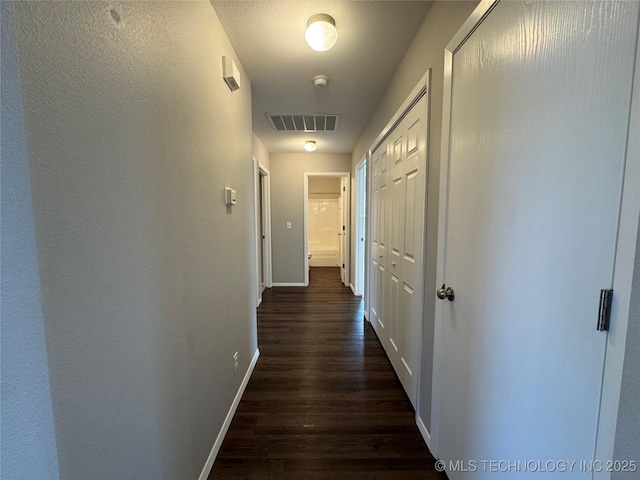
[
  {"xmin": 198, "ymin": 348, "xmax": 260, "ymax": 480},
  {"xmin": 416, "ymin": 412, "xmax": 432, "ymax": 451},
  {"xmin": 363, "ymin": 310, "xmax": 369, "ymax": 321},
  {"xmin": 271, "ymin": 282, "xmax": 306, "ymax": 287},
  {"xmin": 349, "ymin": 283, "xmax": 356, "ymax": 294}
]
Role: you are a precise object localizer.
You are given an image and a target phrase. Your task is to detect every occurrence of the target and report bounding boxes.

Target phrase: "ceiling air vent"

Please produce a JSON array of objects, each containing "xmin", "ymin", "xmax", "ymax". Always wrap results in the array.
[{"xmin": 267, "ymin": 113, "xmax": 340, "ymax": 132}]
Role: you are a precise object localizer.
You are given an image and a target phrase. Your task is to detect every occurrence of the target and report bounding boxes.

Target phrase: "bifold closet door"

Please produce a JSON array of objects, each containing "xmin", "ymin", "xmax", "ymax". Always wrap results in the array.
[
  {"xmin": 387, "ymin": 96, "xmax": 427, "ymax": 408},
  {"xmin": 370, "ymin": 144, "xmax": 389, "ymax": 346},
  {"xmin": 369, "ymin": 94, "xmax": 428, "ymax": 408}
]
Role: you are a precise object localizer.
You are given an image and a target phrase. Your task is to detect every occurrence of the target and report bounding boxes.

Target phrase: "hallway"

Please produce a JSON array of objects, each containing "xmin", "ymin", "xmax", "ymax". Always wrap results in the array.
[{"xmin": 210, "ymin": 268, "xmax": 445, "ymax": 479}]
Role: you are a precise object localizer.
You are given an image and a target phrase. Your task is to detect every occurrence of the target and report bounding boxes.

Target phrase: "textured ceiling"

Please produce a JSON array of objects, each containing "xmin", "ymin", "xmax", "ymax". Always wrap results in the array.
[{"xmin": 211, "ymin": 1, "xmax": 433, "ymax": 154}]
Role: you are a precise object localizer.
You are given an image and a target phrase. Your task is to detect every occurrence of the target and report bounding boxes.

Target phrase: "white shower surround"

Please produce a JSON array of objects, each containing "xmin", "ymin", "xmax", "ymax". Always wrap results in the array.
[{"xmin": 308, "ymin": 196, "xmax": 341, "ymax": 267}]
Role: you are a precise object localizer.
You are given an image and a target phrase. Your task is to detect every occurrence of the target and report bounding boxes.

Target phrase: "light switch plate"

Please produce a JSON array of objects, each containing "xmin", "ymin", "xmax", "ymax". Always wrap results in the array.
[{"xmin": 225, "ymin": 187, "xmax": 237, "ymax": 205}]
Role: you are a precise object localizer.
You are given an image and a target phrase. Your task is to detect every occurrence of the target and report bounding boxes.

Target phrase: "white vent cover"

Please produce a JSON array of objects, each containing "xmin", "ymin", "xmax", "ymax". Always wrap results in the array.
[{"xmin": 267, "ymin": 113, "xmax": 340, "ymax": 132}]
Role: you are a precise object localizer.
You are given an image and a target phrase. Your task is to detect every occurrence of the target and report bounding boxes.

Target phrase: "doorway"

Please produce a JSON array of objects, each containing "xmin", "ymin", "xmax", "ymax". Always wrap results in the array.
[
  {"xmin": 254, "ymin": 159, "xmax": 272, "ymax": 306},
  {"xmin": 354, "ymin": 158, "xmax": 367, "ymax": 298},
  {"xmin": 304, "ymin": 172, "xmax": 350, "ymax": 287}
]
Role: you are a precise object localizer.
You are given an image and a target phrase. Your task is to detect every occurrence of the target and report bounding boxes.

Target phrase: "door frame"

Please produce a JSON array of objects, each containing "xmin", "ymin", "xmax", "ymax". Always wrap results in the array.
[
  {"xmin": 354, "ymin": 157, "xmax": 367, "ymax": 298},
  {"xmin": 253, "ymin": 157, "xmax": 272, "ymax": 306},
  {"xmin": 594, "ymin": 21, "xmax": 640, "ymax": 477},
  {"xmin": 304, "ymin": 172, "xmax": 351, "ymax": 287},
  {"xmin": 430, "ymin": 0, "xmax": 640, "ymax": 469}
]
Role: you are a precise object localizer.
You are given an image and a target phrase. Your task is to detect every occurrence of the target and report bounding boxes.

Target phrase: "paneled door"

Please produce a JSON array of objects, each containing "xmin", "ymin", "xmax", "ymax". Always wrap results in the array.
[
  {"xmin": 436, "ymin": 1, "xmax": 639, "ymax": 478},
  {"xmin": 386, "ymin": 95, "xmax": 428, "ymax": 408},
  {"xmin": 369, "ymin": 142, "xmax": 389, "ymax": 346}
]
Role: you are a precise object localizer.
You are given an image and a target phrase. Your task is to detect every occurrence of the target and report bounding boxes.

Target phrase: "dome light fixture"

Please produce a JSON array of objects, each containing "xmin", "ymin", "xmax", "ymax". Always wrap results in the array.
[
  {"xmin": 305, "ymin": 14, "xmax": 338, "ymax": 52},
  {"xmin": 304, "ymin": 140, "xmax": 317, "ymax": 152}
]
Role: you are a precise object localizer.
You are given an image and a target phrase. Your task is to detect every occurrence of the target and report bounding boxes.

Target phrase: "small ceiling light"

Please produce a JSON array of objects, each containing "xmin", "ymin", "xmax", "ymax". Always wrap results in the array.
[
  {"xmin": 304, "ymin": 140, "xmax": 317, "ymax": 152},
  {"xmin": 305, "ymin": 14, "xmax": 338, "ymax": 52}
]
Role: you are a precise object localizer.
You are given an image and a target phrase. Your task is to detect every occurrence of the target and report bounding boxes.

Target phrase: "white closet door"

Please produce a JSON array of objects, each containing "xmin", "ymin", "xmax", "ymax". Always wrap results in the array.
[
  {"xmin": 370, "ymin": 143, "xmax": 389, "ymax": 347},
  {"xmin": 436, "ymin": 1, "xmax": 639, "ymax": 478},
  {"xmin": 387, "ymin": 96, "xmax": 428, "ymax": 408}
]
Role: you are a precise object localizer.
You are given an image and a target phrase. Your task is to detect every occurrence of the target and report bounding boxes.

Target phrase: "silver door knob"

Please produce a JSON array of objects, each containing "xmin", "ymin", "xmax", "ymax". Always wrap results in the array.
[{"xmin": 436, "ymin": 284, "xmax": 455, "ymax": 301}]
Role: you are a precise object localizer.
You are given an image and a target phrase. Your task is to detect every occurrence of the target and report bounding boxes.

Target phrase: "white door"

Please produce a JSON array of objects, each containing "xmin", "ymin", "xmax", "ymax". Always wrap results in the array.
[
  {"xmin": 387, "ymin": 96, "xmax": 428, "ymax": 408},
  {"xmin": 370, "ymin": 144, "xmax": 389, "ymax": 346},
  {"xmin": 355, "ymin": 160, "xmax": 367, "ymax": 297},
  {"xmin": 436, "ymin": 1, "xmax": 639, "ymax": 478}
]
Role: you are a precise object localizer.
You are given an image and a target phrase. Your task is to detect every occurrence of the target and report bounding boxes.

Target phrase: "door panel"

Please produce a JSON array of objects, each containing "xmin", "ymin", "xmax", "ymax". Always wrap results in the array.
[
  {"xmin": 370, "ymin": 146, "xmax": 388, "ymax": 343},
  {"xmin": 384, "ymin": 96, "xmax": 428, "ymax": 407},
  {"xmin": 388, "ymin": 133, "xmax": 404, "ymax": 359},
  {"xmin": 396, "ymin": 100, "xmax": 427, "ymax": 407},
  {"xmin": 437, "ymin": 1, "xmax": 639, "ymax": 478}
]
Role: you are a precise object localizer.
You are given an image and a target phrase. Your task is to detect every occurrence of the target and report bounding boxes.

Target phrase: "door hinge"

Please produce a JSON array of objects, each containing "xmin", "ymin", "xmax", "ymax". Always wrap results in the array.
[
  {"xmin": 342, "ymin": 263, "xmax": 345, "ymax": 268},
  {"xmin": 343, "ymin": 186, "xmax": 346, "ymax": 192},
  {"xmin": 342, "ymin": 225, "xmax": 345, "ymax": 231},
  {"xmin": 597, "ymin": 289, "xmax": 613, "ymax": 331}
]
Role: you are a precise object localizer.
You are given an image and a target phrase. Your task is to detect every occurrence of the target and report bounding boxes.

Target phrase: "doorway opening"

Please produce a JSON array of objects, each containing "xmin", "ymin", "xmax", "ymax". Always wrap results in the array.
[
  {"xmin": 354, "ymin": 158, "xmax": 367, "ymax": 298},
  {"xmin": 254, "ymin": 159, "xmax": 272, "ymax": 306},
  {"xmin": 304, "ymin": 172, "xmax": 350, "ymax": 287}
]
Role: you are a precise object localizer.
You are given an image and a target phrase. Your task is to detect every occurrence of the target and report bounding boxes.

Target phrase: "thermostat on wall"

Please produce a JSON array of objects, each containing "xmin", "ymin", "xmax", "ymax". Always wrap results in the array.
[{"xmin": 225, "ymin": 187, "xmax": 237, "ymax": 205}]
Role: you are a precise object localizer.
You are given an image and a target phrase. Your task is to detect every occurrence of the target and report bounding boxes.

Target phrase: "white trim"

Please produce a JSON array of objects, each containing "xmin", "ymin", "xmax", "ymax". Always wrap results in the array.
[
  {"xmin": 369, "ymin": 72, "xmax": 429, "ymax": 154},
  {"xmin": 198, "ymin": 348, "xmax": 260, "ymax": 480},
  {"xmin": 260, "ymin": 163, "xmax": 273, "ymax": 289},
  {"xmin": 303, "ymin": 172, "xmax": 351, "ymax": 287},
  {"xmin": 431, "ymin": 1, "xmax": 496, "ymax": 458},
  {"xmin": 253, "ymin": 159, "xmax": 273, "ymax": 306},
  {"xmin": 364, "ymin": 149, "xmax": 372, "ymax": 323},
  {"xmin": 271, "ymin": 282, "xmax": 306, "ymax": 287},
  {"xmin": 253, "ymin": 156, "xmax": 261, "ymax": 306},
  {"xmin": 415, "ymin": 413, "xmax": 432, "ymax": 451},
  {"xmin": 349, "ymin": 283, "xmax": 356, "ymax": 295},
  {"xmin": 594, "ymin": 25, "xmax": 640, "ymax": 480}
]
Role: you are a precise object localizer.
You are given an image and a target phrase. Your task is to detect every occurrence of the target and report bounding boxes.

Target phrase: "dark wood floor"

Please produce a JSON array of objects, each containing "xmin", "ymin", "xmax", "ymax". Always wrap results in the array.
[{"xmin": 210, "ymin": 267, "xmax": 445, "ymax": 479}]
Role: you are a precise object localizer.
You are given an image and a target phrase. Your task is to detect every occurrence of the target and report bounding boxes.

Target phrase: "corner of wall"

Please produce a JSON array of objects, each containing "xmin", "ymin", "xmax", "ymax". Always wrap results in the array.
[{"xmin": 1, "ymin": 3, "xmax": 60, "ymax": 478}]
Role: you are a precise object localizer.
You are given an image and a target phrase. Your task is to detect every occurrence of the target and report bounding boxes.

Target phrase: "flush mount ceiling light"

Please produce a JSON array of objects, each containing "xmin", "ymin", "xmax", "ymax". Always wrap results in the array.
[
  {"xmin": 304, "ymin": 140, "xmax": 317, "ymax": 152},
  {"xmin": 305, "ymin": 14, "xmax": 338, "ymax": 52}
]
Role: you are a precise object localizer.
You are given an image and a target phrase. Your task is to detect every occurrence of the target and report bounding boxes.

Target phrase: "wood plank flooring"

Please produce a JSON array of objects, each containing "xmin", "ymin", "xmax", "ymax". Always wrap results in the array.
[{"xmin": 209, "ymin": 267, "xmax": 446, "ymax": 479}]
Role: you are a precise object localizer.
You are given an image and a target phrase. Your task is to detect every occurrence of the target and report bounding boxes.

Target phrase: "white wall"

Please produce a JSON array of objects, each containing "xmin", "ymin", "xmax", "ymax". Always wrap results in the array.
[
  {"xmin": 350, "ymin": 0, "xmax": 480, "ymax": 433},
  {"xmin": 9, "ymin": 1, "xmax": 257, "ymax": 478},
  {"xmin": 253, "ymin": 133, "xmax": 270, "ymax": 170},
  {"xmin": 270, "ymin": 153, "xmax": 351, "ymax": 284},
  {"xmin": 309, "ymin": 177, "xmax": 342, "ymax": 195},
  {"xmin": 0, "ymin": 4, "xmax": 60, "ymax": 478}
]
